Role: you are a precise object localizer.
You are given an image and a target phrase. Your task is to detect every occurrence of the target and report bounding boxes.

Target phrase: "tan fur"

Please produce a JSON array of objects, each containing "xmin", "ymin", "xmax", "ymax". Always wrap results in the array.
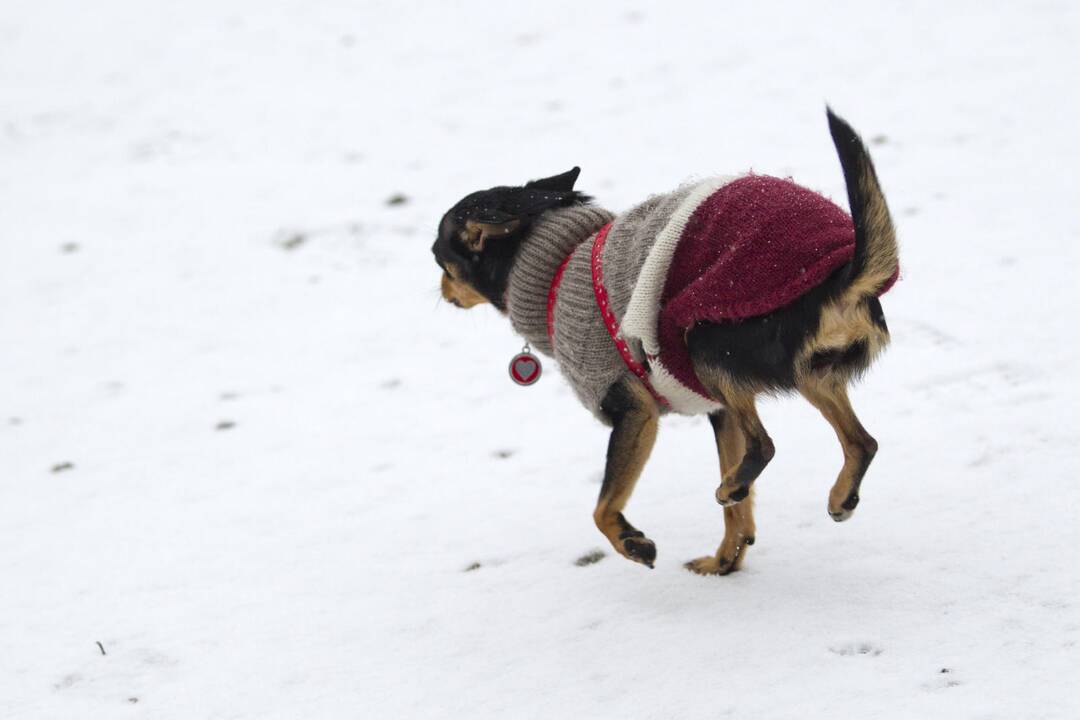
[
  {"xmin": 593, "ymin": 381, "xmax": 659, "ymax": 567},
  {"xmin": 712, "ymin": 396, "xmax": 774, "ymax": 506},
  {"xmin": 686, "ymin": 413, "xmax": 757, "ymax": 575},
  {"xmin": 440, "ymin": 267, "xmax": 488, "ymax": 308},
  {"xmin": 798, "ymin": 376, "xmax": 877, "ymax": 521},
  {"xmin": 461, "ymin": 218, "xmax": 521, "ymax": 253},
  {"xmin": 844, "ymin": 157, "xmax": 898, "ymax": 302},
  {"xmin": 795, "ymin": 298, "xmax": 890, "ymax": 380}
]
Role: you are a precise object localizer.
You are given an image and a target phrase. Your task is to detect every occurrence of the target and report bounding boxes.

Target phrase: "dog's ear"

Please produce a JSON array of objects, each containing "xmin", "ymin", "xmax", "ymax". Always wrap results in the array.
[
  {"xmin": 461, "ymin": 209, "xmax": 522, "ymax": 253},
  {"xmin": 525, "ymin": 167, "xmax": 580, "ymax": 193}
]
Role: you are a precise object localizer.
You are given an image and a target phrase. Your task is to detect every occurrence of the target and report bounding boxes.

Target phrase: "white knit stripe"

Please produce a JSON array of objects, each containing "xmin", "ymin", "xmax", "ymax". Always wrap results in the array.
[
  {"xmin": 649, "ymin": 358, "xmax": 725, "ymax": 415},
  {"xmin": 621, "ymin": 175, "xmax": 740, "ymax": 356}
]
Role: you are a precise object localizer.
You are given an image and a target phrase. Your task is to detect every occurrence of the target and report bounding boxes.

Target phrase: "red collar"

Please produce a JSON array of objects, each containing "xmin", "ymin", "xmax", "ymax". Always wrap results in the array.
[{"xmin": 547, "ymin": 223, "xmax": 668, "ymax": 407}]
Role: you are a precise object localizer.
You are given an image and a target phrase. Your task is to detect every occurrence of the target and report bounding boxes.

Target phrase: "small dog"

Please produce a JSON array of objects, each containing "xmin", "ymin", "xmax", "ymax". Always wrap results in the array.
[{"xmin": 432, "ymin": 108, "xmax": 898, "ymax": 574}]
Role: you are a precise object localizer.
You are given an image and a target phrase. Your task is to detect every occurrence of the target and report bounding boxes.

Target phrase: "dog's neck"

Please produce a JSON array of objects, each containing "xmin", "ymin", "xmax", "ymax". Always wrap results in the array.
[{"xmin": 505, "ymin": 204, "xmax": 615, "ymax": 356}]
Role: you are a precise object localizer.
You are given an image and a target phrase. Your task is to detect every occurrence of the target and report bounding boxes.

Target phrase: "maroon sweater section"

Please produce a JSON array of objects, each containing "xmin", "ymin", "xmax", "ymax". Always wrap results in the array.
[{"xmin": 656, "ymin": 175, "xmax": 897, "ymax": 398}]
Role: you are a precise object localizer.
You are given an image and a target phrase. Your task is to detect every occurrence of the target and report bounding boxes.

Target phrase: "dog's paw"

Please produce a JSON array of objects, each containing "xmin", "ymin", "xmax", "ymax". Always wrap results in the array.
[
  {"xmin": 715, "ymin": 482, "xmax": 750, "ymax": 507},
  {"xmin": 684, "ymin": 533, "xmax": 752, "ymax": 576},
  {"xmin": 684, "ymin": 555, "xmax": 738, "ymax": 576},
  {"xmin": 618, "ymin": 530, "xmax": 656, "ymax": 568},
  {"xmin": 828, "ymin": 492, "xmax": 860, "ymax": 521}
]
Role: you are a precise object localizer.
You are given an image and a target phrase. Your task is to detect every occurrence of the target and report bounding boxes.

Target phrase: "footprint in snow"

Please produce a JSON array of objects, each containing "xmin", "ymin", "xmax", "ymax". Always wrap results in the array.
[
  {"xmin": 53, "ymin": 673, "xmax": 82, "ymax": 690},
  {"xmin": 829, "ymin": 642, "xmax": 883, "ymax": 657},
  {"xmin": 925, "ymin": 667, "xmax": 962, "ymax": 690}
]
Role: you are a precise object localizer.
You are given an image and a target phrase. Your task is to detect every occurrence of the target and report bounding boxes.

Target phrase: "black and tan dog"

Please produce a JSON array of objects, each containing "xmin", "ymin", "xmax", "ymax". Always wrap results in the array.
[{"xmin": 432, "ymin": 110, "xmax": 898, "ymax": 575}]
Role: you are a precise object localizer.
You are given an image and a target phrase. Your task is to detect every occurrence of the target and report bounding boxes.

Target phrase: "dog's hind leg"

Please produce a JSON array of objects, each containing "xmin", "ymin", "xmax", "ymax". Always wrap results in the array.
[
  {"xmin": 798, "ymin": 376, "xmax": 878, "ymax": 521},
  {"xmin": 595, "ymin": 379, "xmax": 660, "ymax": 568},
  {"xmin": 709, "ymin": 394, "xmax": 775, "ymax": 507},
  {"xmin": 686, "ymin": 409, "xmax": 757, "ymax": 575}
]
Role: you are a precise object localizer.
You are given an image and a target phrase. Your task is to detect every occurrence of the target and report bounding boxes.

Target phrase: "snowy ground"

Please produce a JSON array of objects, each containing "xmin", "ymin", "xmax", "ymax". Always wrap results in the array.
[{"xmin": 3, "ymin": 1, "xmax": 1079, "ymax": 718}]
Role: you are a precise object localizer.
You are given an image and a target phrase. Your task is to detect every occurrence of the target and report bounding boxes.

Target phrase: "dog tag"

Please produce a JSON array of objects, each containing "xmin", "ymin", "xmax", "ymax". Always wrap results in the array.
[{"xmin": 509, "ymin": 345, "xmax": 542, "ymax": 386}]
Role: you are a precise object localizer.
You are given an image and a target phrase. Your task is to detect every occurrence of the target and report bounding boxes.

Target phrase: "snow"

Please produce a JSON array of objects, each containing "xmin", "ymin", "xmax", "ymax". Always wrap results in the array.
[{"xmin": 2, "ymin": 1, "xmax": 1079, "ymax": 717}]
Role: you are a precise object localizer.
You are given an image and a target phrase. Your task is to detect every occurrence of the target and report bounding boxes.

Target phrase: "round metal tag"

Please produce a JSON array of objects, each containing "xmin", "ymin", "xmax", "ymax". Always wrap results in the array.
[{"xmin": 509, "ymin": 351, "xmax": 542, "ymax": 386}]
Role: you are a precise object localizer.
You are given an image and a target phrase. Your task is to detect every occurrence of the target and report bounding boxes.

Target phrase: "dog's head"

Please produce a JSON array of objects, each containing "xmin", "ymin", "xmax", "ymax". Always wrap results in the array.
[{"xmin": 432, "ymin": 167, "xmax": 588, "ymax": 311}]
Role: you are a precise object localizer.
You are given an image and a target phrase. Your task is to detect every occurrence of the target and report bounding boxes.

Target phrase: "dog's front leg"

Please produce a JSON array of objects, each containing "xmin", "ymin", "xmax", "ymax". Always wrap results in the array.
[{"xmin": 594, "ymin": 379, "xmax": 659, "ymax": 568}]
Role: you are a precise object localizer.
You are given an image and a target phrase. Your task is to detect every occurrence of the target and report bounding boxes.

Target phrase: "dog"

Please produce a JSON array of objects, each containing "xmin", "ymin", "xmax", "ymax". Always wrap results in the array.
[{"xmin": 432, "ymin": 108, "xmax": 898, "ymax": 574}]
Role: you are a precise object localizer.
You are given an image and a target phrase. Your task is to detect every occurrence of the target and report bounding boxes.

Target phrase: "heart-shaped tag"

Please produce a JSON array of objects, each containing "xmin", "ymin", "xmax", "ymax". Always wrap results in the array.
[{"xmin": 509, "ymin": 350, "xmax": 542, "ymax": 386}]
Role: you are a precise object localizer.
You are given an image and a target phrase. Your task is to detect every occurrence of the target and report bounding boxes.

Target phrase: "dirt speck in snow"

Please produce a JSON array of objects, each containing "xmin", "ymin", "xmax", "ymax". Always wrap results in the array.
[
  {"xmin": 278, "ymin": 233, "xmax": 307, "ymax": 251},
  {"xmin": 575, "ymin": 550, "xmax": 606, "ymax": 567}
]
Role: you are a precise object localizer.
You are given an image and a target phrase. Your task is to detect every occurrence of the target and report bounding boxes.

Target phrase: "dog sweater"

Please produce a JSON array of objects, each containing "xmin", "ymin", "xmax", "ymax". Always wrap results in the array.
[{"xmin": 506, "ymin": 175, "xmax": 891, "ymax": 423}]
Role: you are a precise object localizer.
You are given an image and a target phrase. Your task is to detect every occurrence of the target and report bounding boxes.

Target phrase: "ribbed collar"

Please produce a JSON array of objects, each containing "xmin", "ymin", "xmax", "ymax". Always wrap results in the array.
[{"xmin": 506, "ymin": 204, "xmax": 615, "ymax": 356}]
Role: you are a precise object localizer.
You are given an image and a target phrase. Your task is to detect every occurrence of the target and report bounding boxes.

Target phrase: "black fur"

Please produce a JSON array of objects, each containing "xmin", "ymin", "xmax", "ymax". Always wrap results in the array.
[
  {"xmin": 432, "ymin": 167, "xmax": 590, "ymax": 310},
  {"xmin": 827, "ymin": 106, "xmax": 879, "ymax": 286},
  {"xmin": 686, "ymin": 264, "xmax": 853, "ymax": 390},
  {"xmin": 867, "ymin": 296, "xmax": 888, "ymax": 332},
  {"xmin": 599, "ymin": 379, "xmax": 638, "ymax": 425},
  {"xmin": 809, "ymin": 340, "xmax": 869, "ymax": 373},
  {"xmin": 597, "ymin": 381, "xmax": 640, "ymax": 501}
]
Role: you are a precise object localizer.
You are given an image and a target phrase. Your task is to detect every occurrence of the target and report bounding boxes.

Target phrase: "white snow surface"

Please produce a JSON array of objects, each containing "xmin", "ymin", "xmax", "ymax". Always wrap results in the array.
[{"xmin": 3, "ymin": 2, "xmax": 1079, "ymax": 718}]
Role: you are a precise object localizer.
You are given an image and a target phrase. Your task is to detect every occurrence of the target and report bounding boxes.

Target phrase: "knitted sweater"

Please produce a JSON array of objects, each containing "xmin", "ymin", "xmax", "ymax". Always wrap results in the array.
[
  {"xmin": 505, "ymin": 190, "xmax": 697, "ymax": 420},
  {"xmin": 506, "ymin": 175, "xmax": 881, "ymax": 423}
]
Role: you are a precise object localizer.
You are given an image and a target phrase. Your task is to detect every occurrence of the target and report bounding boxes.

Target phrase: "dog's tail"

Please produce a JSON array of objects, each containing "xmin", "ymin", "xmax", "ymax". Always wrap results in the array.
[{"xmin": 827, "ymin": 107, "xmax": 898, "ymax": 301}]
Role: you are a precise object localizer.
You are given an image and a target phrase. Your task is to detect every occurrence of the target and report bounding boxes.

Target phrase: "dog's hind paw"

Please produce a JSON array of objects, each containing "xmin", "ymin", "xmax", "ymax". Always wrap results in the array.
[
  {"xmin": 684, "ymin": 531, "xmax": 752, "ymax": 576},
  {"xmin": 684, "ymin": 555, "xmax": 738, "ymax": 576},
  {"xmin": 715, "ymin": 482, "xmax": 751, "ymax": 507},
  {"xmin": 828, "ymin": 491, "xmax": 860, "ymax": 521}
]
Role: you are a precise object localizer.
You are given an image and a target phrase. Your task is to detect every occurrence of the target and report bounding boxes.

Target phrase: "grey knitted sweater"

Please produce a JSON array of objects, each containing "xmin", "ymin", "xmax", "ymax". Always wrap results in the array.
[{"xmin": 506, "ymin": 184, "xmax": 712, "ymax": 423}]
